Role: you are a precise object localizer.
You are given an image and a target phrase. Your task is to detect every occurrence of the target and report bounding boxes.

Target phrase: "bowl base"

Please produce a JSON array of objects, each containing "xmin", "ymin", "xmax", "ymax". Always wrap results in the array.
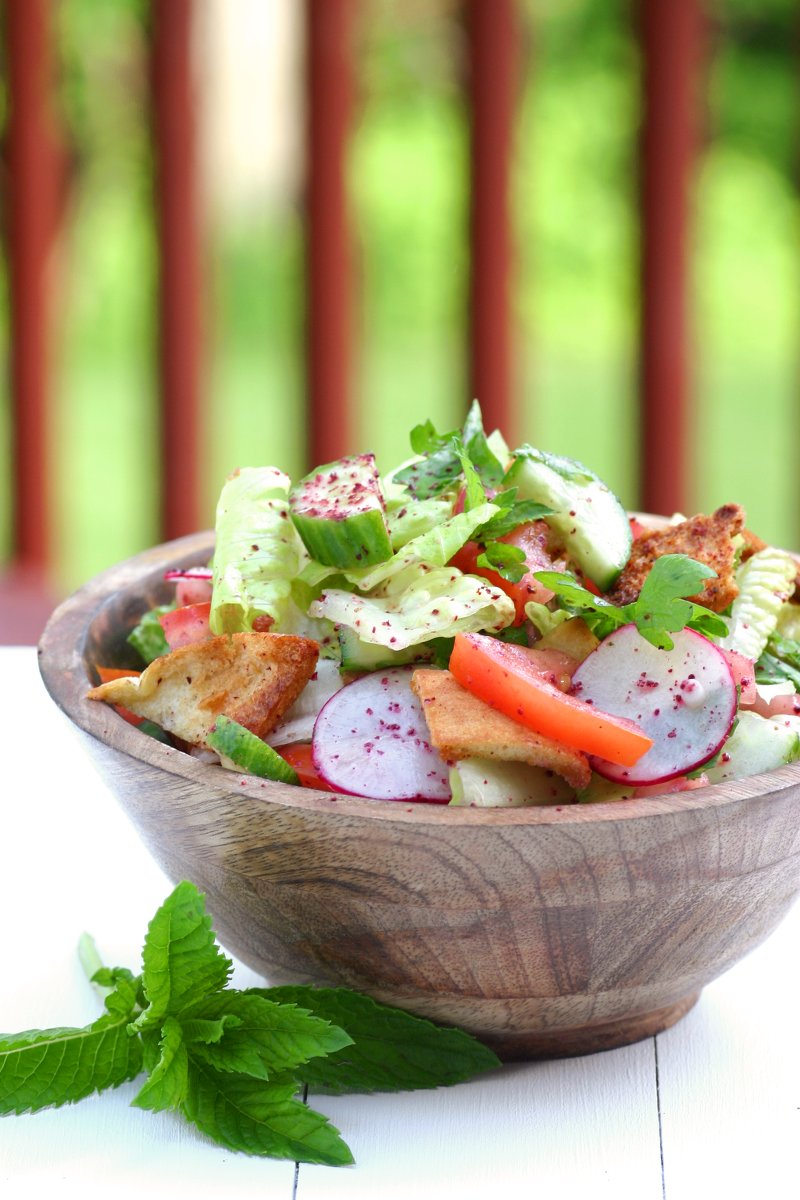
[{"xmin": 484, "ymin": 990, "xmax": 701, "ymax": 1061}]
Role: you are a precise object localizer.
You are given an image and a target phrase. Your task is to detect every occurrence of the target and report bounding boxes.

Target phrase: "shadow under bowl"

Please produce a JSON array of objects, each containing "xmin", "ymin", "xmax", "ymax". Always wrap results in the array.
[{"xmin": 38, "ymin": 530, "xmax": 800, "ymax": 1060}]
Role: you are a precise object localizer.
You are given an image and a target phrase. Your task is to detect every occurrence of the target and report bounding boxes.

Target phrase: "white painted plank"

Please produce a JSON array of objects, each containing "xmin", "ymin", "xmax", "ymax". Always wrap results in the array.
[
  {"xmin": 0, "ymin": 648, "xmax": 296, "ymax": 1199},
  {"xmin": 656, "ymin": 898, "xmax": 800, "ymax": 1200},
  {"xmin": 297, "ymin": 1041, "xmax": 664, "ymax": 1200}
]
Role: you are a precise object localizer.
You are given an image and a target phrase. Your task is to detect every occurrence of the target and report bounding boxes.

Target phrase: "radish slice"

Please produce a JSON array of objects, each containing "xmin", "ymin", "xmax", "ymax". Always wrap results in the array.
[
  {"xmin": 164, "ymin": 567, "xmax": 213, "ymax": 580},
  {"xmin": 266, "ymin": 659, "xmax": 344, "ymax": 747},
  {"xmin": 312, "ymin": 666, "xmax": 451, "ymax": 802},
  {"xmin": 571, "ymin": 625, "xmax": 737, "ymax": 785}
]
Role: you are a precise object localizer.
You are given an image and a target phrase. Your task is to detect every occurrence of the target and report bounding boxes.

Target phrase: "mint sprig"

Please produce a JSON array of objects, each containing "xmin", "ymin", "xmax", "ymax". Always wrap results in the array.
[
  {"xmin": 0, "ymin": 881, "xmax": 500, "ymax": 1166},
  {"xmin": 396, "ymin": 400, "xmax": 505, "ymax": 499},
  {"xmin": 535, "ymin": 554, "xmax": 730, "ymax": 650}
]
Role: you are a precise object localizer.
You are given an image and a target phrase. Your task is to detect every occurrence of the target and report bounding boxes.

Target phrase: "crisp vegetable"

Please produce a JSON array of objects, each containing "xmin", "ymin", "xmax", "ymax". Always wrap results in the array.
[{"xmin": 449, "ymin": 632, "xmax": 653, "ymax": 767}]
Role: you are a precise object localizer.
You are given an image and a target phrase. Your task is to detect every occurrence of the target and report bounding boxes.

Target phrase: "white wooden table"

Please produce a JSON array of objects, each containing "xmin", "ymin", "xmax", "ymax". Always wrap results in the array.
[{"xmin": 2, "ymin": 645, "xmax": 798, "ymax": 1199}]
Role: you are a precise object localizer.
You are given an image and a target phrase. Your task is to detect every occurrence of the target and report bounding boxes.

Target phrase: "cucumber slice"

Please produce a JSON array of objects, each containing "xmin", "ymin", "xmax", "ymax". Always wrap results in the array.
[
  {"xmin": 704, "ymin": 710, "xmax": 800, "ymax": 784},
  {"xmin": 289, "ymin": 453, "xmax": 393, "ymax": 569},
  {"xmin": 505, "ymin": 447, "xmax": 632, "ymax": 591},
  {"xmin": 337, "ymin": 627, "xmax": 431, "ymax": 672},
  {"xmin": 207, "ymin": 715, "xmax": 299, "ymax": 784},
  {"xmin": 449, "ymin": 758, "xmax": 575, "ymax": 807}
]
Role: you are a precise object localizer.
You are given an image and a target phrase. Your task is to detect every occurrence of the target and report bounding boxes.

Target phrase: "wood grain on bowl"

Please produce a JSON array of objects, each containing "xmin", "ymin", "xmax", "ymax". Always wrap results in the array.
[{"xmin": 38, "ymin": 530, "xmax": 800, "ymax": 1060}]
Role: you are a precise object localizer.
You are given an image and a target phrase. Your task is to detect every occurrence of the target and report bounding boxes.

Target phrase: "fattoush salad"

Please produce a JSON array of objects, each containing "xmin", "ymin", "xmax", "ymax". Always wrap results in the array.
[{"xmin": 89, "ymin": 403, "xmax": 800, "ymax": 807}]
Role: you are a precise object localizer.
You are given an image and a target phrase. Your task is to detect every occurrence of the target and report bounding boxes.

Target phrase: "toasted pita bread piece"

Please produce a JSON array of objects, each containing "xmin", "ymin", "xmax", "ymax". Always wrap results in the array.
[
  {"xmin": 410, "ymin": 668, "xmax": 590, "ymax": 790},
  {"xmin": 608, "ymin": 503, "xmax": 745, "ymax": 612},
  {"xmin": 88, "ymin": 632, "xmax": 318, "ymax": 747}
]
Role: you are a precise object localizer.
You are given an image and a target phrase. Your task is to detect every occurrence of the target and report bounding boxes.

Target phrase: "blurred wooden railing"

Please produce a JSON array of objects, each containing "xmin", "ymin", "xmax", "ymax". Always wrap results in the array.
[{"xmin": 0, "ymin": 0, "xmax": 701, "ymax": 642}]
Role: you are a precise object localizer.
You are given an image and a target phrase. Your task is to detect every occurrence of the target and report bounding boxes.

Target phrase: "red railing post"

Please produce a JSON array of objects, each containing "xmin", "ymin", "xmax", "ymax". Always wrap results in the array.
[
  {"xmin": 305, "ymin": 0, "xmax": 356, "ymax": 468},
  {"xmin": 151, "ymin": 0, "xmax": 203, "ymax": 538},
  {"xmin": 638, "ymin": 0, "xmax": 703, "ymax": 515},
  {"xmin": 465, "ymin": 0, "xmax": 520, "ymax": 439},
  {"xmin": 4, "ymin": 0, "xmax": 61, "ymax": 570}
]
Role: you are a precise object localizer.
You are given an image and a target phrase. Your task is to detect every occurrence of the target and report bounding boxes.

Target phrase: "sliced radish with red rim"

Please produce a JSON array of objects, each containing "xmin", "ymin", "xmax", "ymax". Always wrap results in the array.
[
  {"xmin": 312, "ymin": 666, "xmax": 451, "ymax": 802},
  {"xmin": 571, "ymin": 624, "xmax": 737, "ymax": 785}
]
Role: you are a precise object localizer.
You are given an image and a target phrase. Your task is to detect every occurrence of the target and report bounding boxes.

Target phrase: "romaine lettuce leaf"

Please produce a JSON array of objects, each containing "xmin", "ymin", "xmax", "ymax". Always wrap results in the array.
[
  {"xmin": 344, "ymin": 501, "xmax": 500, "ymax": 593},
  {"xmin": 385, "ymin": 495, "xmax": 455, "ymax": 550},
  {"xmin": 210, "ymin": 467, "xmax": 304, "ymax": 634},
  {"xmin": 719, "ymin": 547, "xmax": 797, "ymax": 661},
  {"xmin": 309, "ymin": 562, "xmax": 515, "ymax": 650},
  {"xmin": 127, "ymin": 604, "xmax": 175, "ymax": 664}
]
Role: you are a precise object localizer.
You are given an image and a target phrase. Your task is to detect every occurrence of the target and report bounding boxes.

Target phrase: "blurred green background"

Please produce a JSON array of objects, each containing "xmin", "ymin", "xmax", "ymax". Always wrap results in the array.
[{"xmin": 2, "ymin": 0, "xmax": 798, "ymax": 593}]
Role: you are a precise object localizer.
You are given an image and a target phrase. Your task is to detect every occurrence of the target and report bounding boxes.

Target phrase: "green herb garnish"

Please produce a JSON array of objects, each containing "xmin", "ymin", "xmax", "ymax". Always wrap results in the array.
[
  {"xmin": 535, "ymin": 554, "xmax": 730, "ymax": 650},
  {"xmin": 0, "ymin": 882, "xmax": 499, "ymax": 1166}
]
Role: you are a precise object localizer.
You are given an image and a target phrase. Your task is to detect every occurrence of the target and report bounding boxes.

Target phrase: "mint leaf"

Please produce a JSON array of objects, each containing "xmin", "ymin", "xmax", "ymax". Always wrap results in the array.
[
  {"xmin": 181, "ymin": 1061, "xmax": 354, "ymax": 1166},
  {"xmin": 476, "ymin": 541, "xmax": 527, "ymax": 583},
  {"xmin": 454, "ymin": 440, "xmax": 487, "ymax": 511},
  {"xmin": 395, "ymin": 402, "xmax": 503, "ymax": 499},
  {"xmin": 0, "ymin": 977, "xmax": 143, "ymax": 1115},
  {"xmin": 756, "ymin": 650, "xmax": 800, "ymax": 690},
  {"xmin": 132, "ymin": 881, "xmax": 232, "ymax": 1032},
  {"xmin": 461, "ymin": 400, "xmax": 505, "ymax": 488},
  {"xmin": 131, "ymin": 1017, "xmax": 188, "ymax": 1112},
  {"xmin": 186, "ymin": 993, "xmax": 352, "ymax": 1081},
  {"xmin": 256, "ymin": 987, "xmax": 501, "ymax": 1094}
]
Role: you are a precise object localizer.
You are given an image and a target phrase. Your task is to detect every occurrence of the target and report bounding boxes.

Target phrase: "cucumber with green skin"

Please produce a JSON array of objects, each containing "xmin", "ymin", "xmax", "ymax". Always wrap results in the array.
[
  {"xmin": 289, "ymin": 453, "xmax": 393, "ymax": 569},
  {"xmin": 504, "ymin": 447, "xmax": 632, "ymax": 591},
  {"xmin": 337, "ymin": 627, "xmax": 431, "ymax": 672},
  {"xmin": 207, "ymin": 716, "xmax": 299, "ymax": 784}
]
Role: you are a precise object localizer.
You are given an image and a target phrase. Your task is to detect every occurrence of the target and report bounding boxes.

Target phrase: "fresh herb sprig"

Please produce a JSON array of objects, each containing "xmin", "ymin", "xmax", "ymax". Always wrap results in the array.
[
  {"xmin": 535, "ymin": 554, "xmax": 730, "ymax": 650},
  {"xmin": 396, "ymin": 402, "xmax": 551, "ymax": 582},
  {"xmin": 0, "ymin": 882, "xmax": 499, "ymax": 1166}
]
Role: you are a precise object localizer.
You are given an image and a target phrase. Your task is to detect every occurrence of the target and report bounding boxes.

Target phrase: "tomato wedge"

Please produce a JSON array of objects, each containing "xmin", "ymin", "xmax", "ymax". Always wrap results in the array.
[
  {"xmin": 276, "ymin": 743, "xmax": 338, "ymax": 792},
  {"xmin": 450, "ymin": 522, "xmax": 556, "ymax": 624},
  {"xmin": 449, "ymin": 632, "xmax": 653, "ymax": 768},
  {"xmin": 159, "ymin": 602, "xmax": 212, "ymax": 650}
]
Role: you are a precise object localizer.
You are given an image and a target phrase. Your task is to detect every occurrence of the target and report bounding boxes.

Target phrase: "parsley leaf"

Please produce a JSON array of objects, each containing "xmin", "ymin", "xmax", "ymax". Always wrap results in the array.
[
  {"xmin": 477, "ymin": 541, "xmax": 528, "ymax": 582},
  {"xmin": 537, "ymin": 554, "xmax": 730, "ymax": 650},
  {"xmin": 476, "ymin": 490, "xmax": 552, "ymax": 541}
]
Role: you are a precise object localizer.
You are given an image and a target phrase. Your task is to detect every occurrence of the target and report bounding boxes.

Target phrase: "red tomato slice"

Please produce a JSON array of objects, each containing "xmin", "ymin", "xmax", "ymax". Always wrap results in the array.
[
  {"xmin": 159, "ymin": 602, "xmax": 212, "ymax": 649},
  {"xmin": 276, "ymin": 743, "xmax": 338, "ymax": 792},
  {"xmin": 450, "ymin": 521, "xmax": 557, "ymax": 624},
  {"xmin": 449, "ymin": 632, "xmax": 653, "ymax": 767}
]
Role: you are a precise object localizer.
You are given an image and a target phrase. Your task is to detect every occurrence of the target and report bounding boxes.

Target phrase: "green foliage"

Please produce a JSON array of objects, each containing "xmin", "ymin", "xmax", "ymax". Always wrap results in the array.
[
  {"xmin": 538, "ymin": 554, "xmax": 730, "ymax": 650},
  {"xmin": 0, "ymin": 881, "xmax": 500, "ymax": 1166}
]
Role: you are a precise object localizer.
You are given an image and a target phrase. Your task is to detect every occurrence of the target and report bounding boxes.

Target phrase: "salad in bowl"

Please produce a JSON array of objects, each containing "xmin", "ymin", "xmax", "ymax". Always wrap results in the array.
[{"xmin": 88, "ymin": 402, "xmax": 800, "ymax": 809}]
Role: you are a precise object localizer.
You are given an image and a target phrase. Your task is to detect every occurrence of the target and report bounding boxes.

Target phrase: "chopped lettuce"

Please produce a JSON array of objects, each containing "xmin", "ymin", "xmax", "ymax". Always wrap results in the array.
[
  {"xmin": 385, "ymin": 495, "xmax": 455, "ymax": 550},
  {"xmin": 210, "ymin": 467, "xmax": 304, "ymax": 634},
  {"xmin": 127, "ymin": 604, "xmax": 175, "ymax": 664},
  {"xmin": 309, "ymin": 561, "xmax": 515, "ymax": 650},
  {"xmin": 344, "ymin": 500, "xmax": 500, "ymax": 593},
  {"xmin": 719, "ymin": 547, "xmax": 797, "ymax": 662}
]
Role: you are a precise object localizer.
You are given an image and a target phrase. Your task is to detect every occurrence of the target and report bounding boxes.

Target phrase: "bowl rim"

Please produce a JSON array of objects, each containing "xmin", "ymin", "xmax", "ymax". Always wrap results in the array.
[{"xmin": 38, "ymin": 526, "xmax": 800, "ymax": 828}]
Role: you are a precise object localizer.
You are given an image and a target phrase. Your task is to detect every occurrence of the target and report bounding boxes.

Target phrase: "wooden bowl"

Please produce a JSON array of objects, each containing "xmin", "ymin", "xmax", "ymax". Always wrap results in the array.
[{"xmin": 38, "ymin": 531, "xmax": 800, "ymax": 1060}]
